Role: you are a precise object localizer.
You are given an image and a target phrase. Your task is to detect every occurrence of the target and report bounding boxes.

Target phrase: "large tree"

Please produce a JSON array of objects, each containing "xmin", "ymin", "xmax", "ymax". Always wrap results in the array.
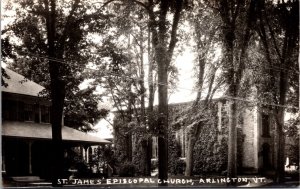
[
  {"xmin": 203, "ymin": 0, "xmax": 258, "ymax": 182},
  {"xmin": 255, "ymin": 0, "xmax": 299, "ymax": 182},
  {"xmin": 4, "ymin": 0, "xmax": 111, "ymax": 185},
  {"xmin": 103, "ymin": 0, "xmax": 187, "ymax": 182},
  {"xmin": 137, "ymin": 0, "xmax": 187, "ymax": 183},
  {"xmin": 88, "ymin": 1, "xmax": 180, "ymax": 176},
  {"xmin": 183, "ymin": 1, "xmax": 223, "ymax": 176}
]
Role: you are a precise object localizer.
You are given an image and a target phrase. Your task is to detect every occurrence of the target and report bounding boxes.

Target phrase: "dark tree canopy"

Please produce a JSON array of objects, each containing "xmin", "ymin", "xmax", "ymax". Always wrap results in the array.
[{"xmin": 3, "ymin": 0, "xmax": 115, "ymax": 131}]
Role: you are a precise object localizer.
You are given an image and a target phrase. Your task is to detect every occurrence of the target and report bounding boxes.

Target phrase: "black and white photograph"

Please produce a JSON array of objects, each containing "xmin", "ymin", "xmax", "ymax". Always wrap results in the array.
[{"xmin": 1, "ymin": 0, "xmax": 299, "ymax": 188}]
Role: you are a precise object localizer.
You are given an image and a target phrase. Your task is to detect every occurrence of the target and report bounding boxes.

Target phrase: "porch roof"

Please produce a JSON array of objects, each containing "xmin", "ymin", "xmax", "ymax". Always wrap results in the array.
[
  {"xmin": 2, "ymin": 121, "xmax": 111, "ymax": 144},
  {"xmin": 2, "ymin": 68, "xmax": 45, "ymax": 97}
]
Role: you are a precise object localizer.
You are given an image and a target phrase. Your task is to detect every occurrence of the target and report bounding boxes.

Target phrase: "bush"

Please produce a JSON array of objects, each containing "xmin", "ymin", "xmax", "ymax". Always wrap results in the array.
[
  {"xmin": 168, "ymin": 134, "xmax": 181, "ymax": 175},
  {"xmin": 74, "ymin": 161, "xmax": 91, "ymax": 177},
  {"xmin": 175, "ymin": 159, "xmax": 186, "ymax": 175},
  {"xmin": 119, "ymin": 162, "xmax": 136, "ymax": 177}
]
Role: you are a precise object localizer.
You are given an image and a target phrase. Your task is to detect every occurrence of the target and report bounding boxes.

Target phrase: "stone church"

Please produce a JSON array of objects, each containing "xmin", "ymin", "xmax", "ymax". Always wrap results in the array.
[{"xmin": 150, "ymin": 99, "xmax": 278, "ymax": 174}]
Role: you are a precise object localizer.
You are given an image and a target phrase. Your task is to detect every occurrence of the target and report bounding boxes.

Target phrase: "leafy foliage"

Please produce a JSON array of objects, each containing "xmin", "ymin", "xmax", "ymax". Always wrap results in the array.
[
  {"xmin": 167, "ymin": 129, "xmax": 182, "ymax": 175},
  {"xmin": 3, "ymin": 0, "xmax": 114, "ymax": 130},
  {"xmin": 1, "ymin": 35, "xmax": 13, "ymax": 87},
  {"xmin": 64, "ymin": 147, "xmax": 90, "ymax": 178},
  {"xmin": 119, "ymin": 162, "xmax": 136, "ymax": 177}
]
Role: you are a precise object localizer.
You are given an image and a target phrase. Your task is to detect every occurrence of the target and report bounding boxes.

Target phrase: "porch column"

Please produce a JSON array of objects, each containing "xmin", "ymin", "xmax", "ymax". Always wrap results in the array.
[
  {"xmin": 28, "ymin": 141, "xmax": 33, "ymax": 174},
  {"xmin": 2, "ymin": 141, "xmax": 6, "ymax": 175},
  {"xmin": 86, "ymin": 147, "xmax": 89, "ymax": 163},
  {"xmin": 61, "ymin": 110, "xmax": 65, "ymax": 126},
  {"xmin": 38, "ymin": 105, "xmax": 41, "ymax": 123},
  {"xmin": 83, "ymin": 146, "xmax": 89, "ymax": 163},
  {"xmin": 80, "ymin": 146, "xmax": 85, "ymax": 161}
]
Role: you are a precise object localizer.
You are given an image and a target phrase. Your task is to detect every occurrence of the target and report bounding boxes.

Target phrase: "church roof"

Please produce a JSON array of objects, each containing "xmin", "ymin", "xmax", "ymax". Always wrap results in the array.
[{"xmin": 2, "ymin": 68, "xmax": 45, "ymax": 96}]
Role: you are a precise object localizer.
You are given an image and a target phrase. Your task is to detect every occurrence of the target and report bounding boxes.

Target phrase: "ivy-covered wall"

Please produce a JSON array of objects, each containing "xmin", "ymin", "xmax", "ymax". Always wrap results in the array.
[
  {"xmin": 192, "ymin": 122, "xmax": 227, "ymax": 175},
  {"xmin": 168, "ymin": 102, "xmax": 190, "ymax": 175},
  {"xmin": 168, "ymin": 100, "xmax": 245, "ymax": 176},
  {"xmin": 112, "ymin": 100, "xmax": 246, "ymax": 176},
  {"xmin": 113, "ymin": 113, "xmax": 151, "ymax": 176}
]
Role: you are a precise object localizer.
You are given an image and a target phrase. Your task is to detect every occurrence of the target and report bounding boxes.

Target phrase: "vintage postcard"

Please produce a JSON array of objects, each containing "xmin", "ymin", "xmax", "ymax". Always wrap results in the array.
[{"xmin": 1, "ymin": 0, "xmax": 299, "ymax": 188}]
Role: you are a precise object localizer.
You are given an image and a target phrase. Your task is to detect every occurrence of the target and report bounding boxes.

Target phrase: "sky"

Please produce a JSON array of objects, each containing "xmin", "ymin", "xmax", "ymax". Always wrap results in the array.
[
  {"xmin": 84, "ymin": 30, "xmax": 200, "ymax": 139},
  {"xmin": 91, "ymin": 48, "xmax": 198, "ymax": 139},
  {"xmin": 168, "ymin": 50, "xmax": 197, "ymax": 103}
]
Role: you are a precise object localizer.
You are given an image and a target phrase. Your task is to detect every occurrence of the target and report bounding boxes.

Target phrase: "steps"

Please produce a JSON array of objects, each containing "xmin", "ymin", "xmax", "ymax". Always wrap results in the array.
[
  {"xmin": 8, "ymin": 176, "xmax": 51, "ymax": 187},
  {"xmin": 11, "ymin": 176, "xmax": 44, "ymax": 182}
]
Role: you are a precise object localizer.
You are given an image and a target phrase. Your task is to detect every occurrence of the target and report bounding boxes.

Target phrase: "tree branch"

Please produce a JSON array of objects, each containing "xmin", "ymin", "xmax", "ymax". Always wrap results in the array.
[
  {"xmin": 167, "ymin": 0, "xmax": 183, "ymax": 65},
  {"xmin": 262, "ymin": 2, "xmax": 282, "ymax": 61},
  {"xmin": 101, "ymin": 0, "xmax": 117, "ymax": 8},
  {"xmin": 236, "ymin": 0, "xmax": 256, "ymax": 86},
  {"xmin": 59, "ymin": 0, "xmax": 80, "ymax": 55},
  {"xmin": 232, "ymin": 0, "xmax": 242, "ymax": 25},
  {"xmin": 132, "ymin": 0, "xmax": 150, "ymax": 12},
  {"xmin": 103, "ymin": 117, "xmax": 114, "ymax": 127},
  {"xmin": 148, "ymin": 1, "xmax": 159, "ymax": 49}
]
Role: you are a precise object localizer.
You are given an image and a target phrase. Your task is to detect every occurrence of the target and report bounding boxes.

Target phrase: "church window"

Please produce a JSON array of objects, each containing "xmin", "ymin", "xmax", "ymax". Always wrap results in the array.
[{"xmin": 262, "ymin": 114, "xmax": 270, "ymax": 137}]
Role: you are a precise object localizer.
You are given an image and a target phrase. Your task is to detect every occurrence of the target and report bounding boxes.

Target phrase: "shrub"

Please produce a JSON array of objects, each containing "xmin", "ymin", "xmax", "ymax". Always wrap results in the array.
[
  {"xmin": 119, "ymin": 162, "xmax": 136, "ymax": 177},
  {"xmin": 175, "ymin": 159, "xmax": 186, "ymax": 175},
  {"xmin": 74, "ymin": 161, "xmax": 91, "ymax": 177},
  {"xmin": 168, "ymin": 134, "xmax": 181, "ymax": 175}
]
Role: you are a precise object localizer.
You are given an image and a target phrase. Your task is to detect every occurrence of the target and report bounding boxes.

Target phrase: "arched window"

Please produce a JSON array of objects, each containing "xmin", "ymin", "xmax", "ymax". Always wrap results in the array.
[{"xmin": 261, "ymin": 114, "xmax": 270, "ymax": 137}]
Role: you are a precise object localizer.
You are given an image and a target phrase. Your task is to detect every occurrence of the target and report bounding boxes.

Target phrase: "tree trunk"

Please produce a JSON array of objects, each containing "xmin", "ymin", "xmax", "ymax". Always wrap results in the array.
[
  {"xmin": 227, "ymin": 0, "xmax": 256, "ymax": 182},
  {"xmin": 194, "ymin": 56, "xmax": 205, "ymax": 106},
  {"xmin": 186, "ymin": 55, "xmax": 206, "ymax": 176},
  {"xmin": 147, "ymin": 25, "xmax": 154, "ymax": 176},
  {"xmin": 226, "ymin": 65, "xmax": 238, "ymax": 185},
  {"xmin": 274, "ymin": 1, "xmax": 298, "ymax": 181},
  {"xmin": 50, "ymin": 77, "xmax": 65, "ymax": 186},
  {"xmin": 275, "ymin": 69, "xmax": 288, "ymax": 182},
  {"xmin": 185, "ymin": 135, "xmax": 196, "ymax": 176},
  {"xmin": 156, "ymin": 51, "xmax": 169, "ymax": 185},
  {"xmin": 155, "ymin": 8, "xmax": 169, "ymax": 181},
  {"xmin": 126, "ymin": 134, "xmax": 132, "ymax": 161},
  {"xmin": 138, "ymin": 27, "xmax": 151, "ymax": 176},
  {"xmin": 127, "ymin": 35, "xmax": 133, "ymax": 162},
  {"xmin": 148, "ymin": 1, "xmax": 170, "ymax": 184},
  {"xmin": 147, "ymin": 0, "xmax": 183, "ymax": 184},
  {"xmin": 45, "ymin": 0, "xmax": 66, "ymax": 186},
  {"xmin": 257, "ymin": 0, "xmax": 298, "ymax": 183},
  {"xmin": 224, "ymin": 28, "xmax": 238, "ymax": 184},
  {"xmin": 276, "ymin": 108, "xmax": 285, "ymax": 183},
  {"xmin": 227, "ymin": 100, "xmax": 237, "ymax": 181},
  {"xmin": 147, "ymin": 24, "xmax": 155, "ymax": 122}
]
